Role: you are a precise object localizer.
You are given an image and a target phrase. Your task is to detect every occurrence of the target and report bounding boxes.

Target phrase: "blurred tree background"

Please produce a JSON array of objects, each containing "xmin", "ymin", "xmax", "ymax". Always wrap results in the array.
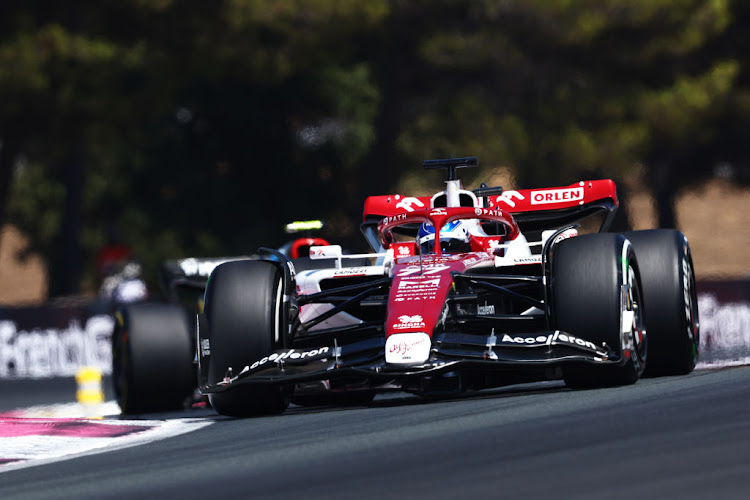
[{"xmin": 0, "ymin": 0, "xmax": 747, "ymax": 298}]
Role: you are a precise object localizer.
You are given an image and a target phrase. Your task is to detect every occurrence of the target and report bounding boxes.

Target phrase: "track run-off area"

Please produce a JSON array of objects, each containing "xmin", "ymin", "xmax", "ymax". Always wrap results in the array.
[{"xmin": 0, "ymin": 360, "xmax": 749, "ymax": 500}]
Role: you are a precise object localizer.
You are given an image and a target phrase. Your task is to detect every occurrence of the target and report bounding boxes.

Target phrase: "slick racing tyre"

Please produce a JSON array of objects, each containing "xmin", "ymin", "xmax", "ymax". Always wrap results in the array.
[
  {"xmin": 550, "ymin": 233, "xmax": 647, "ymax": 388},
  {"xmin": 112, "ymin": 302, "xmax": 195, "ymax": 414},
  {"xmin": 203, "ymin": 260, "xmax": 290, "ymax": 417},
  {"xmin": 622, "ymin": 229, "xmax": 699, "ymax": 376}
]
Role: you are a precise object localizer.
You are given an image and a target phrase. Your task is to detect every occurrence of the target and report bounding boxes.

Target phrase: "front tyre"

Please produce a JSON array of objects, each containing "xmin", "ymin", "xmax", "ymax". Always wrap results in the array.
[
  {"xmin": 203, "ymin": 260, "xmax": 290, "ymax": 417},
  {"xmin": 550, "ymin": 233, "xmax": 647, "ymax": 388},
  {"xmin": 622, "ymin": 229, "xmax": 699, "ymax": 376}
]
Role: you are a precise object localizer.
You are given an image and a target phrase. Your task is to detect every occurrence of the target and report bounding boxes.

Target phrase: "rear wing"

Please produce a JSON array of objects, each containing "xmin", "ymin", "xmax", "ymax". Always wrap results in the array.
[
  {"xmin": 361, "ymin": 179, "xmax": 619, "ymax": 252},
  {"xmin": 489, "ymin": 180, "xmax": 619, "ymax": 235}
]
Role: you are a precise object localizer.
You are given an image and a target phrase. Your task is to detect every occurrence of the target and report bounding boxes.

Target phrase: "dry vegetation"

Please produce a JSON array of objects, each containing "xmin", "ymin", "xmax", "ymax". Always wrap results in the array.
[
  {"xmin": 630, "ymin": 179, "xmax": 750, "ymax": 281},
  {"xmin": 0, "ymin": 178, "xmax": 747, "ymax": 305},
  {"xmin": 0, "ymin": 225, "xmax": 48, "ymax": 305}
]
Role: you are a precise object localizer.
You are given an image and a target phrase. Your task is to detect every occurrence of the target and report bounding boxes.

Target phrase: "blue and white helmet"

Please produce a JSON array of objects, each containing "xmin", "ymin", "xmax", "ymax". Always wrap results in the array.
[{"xmin": 417, "ymin": 220, "xmax": 471, "ymax": 253}]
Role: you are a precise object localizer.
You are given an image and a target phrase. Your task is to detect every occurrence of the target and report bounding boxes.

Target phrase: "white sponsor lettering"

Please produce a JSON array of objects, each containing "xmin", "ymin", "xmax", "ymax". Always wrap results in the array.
[
  {"xmin": 478, "ymin": 305, "xmax": 495, "ymax": 315},
  {"xmin": 397, "ymin": 246, "xmax": 411, "ymax": 256},
  {"xmin": 397, "ymin": 264, "xmax": 450, "ymax": 277},
  {"xmin": 398, "ymin": 279, "xmax": 441, "ymax": 289},
  {"xmin": 249, "ymin": 347, "xmax": 330, "ymax": 370},
  {"xmin": 500, "ymin": 332, "xmax": 600, "ymax": 352},
  {"xmin": 393, "ymin": 315, "xmax": 426, "ymax": 329},
  {"xmin": 682, "ymin": 248, "xmax": 694, "ymax": 341},
  {"xmin": 383, "ymin": 213, "xmax": 408, "ymax": 225},
  {"xmin": 530, "ymin": 187, "xmax": 584, "ymax": 205},
  {"xmin": 395, "ymin": 197, "xmax": 425, "ymax": 212},
  {"xmin": 200, "ymin": 338, "xmax": 211, "ymax": 356},
  {"xmin": 394, "ymin": 277, "xmax": 441, "ymax": 301},
  {"xmin": 430, "ymin": 208, "xmax": 447, "ymax": 216},
  {"xmin": 474, "ymin": 208, "xmax": 504, "ymax": 217},
  {"xmin": 0, "ymin": 316, "xmax": 114, "ymax": 379}
]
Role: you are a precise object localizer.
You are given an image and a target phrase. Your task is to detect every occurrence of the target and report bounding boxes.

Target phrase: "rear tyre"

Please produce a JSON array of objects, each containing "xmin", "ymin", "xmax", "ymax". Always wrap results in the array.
[
  {"xmin": 550, "ymin": 233, "xmax": 646, "ymax": 388},
  {"xmin": 203, "ymin": 260, "xmax": 290, "ymax": 417},
  {"xmin": 622, "ymin": 229, "xmax": 699, "ymax": 376},
  {"xmin": 112, "ymin": 302, "xmax": 195, "ymax": 414}
]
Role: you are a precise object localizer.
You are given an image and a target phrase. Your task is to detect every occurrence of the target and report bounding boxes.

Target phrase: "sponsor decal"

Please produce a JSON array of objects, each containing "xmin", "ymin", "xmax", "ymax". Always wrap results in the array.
[
  {"xmin": 249, "ymin": 347, "xmax": 330, "ymax": 370},
  {"xmin": 513, "ymin": 256, "xmax": 542, "ymax": 264},
  {"xmin": 682, "ymin": 248, "xmax": 695, "ymax": 341},
  {"xmin": 383, "ymin": 213, "xmax": 408, "ymax": 225},
  {"xmin": 333, "ymin": 267, "xmax": 370, "ymax": 277},
  {"xmin": 474, "ymin": 208, "xmax": 504, "ymax": 218},
  {"xmin": 393, "ymin": 315, "xmax": 426, "ymax": 330},
  {"xmin": 530, "ymin": 187, "xmax": 584, "ymax": 205},
  {"xmin": 499, "ymin": 332, "xmax": 601, "ymax": 352},
  {"xmin": 494, "ymin": 190, "xmax": 525, "ymax": 208},
  {"xmin": 200, "ymin": 338, "xmax": 211, "ymax": 357},
  {"xmin": 398, "ymin": 246, "xmax": 411, "ymax": 256},
  {"xmin": 462, "ymin": 256, "xmax": 481, "ymax": 266},
  {"xmin": 484, "ymin": 240, "xmax": 502, "ymax": 256},
  {"xmin": 395, "ymin": 197, "xmax": 425, "ymax": 212},
  {"xmin": 430, "ymin": 208, "xmax": 448, "ymax": 216},
  {"xmin": 554, "ymin": 229, "xmax": 578, "ymax": 243},
  {"xmin": 433, "ymin": 254, "xmax": 474, "ymax": 262},
  {"xmin": 394, "ymin": 278, "xmax": 442, "ymax": 302},
  {"xmin": 397, "ymin": 264, "xmax": 450, "ymax": 277},
  {"xmin": 309, "ymin": 245, "xmax": 341, "ymax": 258},
  {"xmin": 398, "ymin": 278, "xmax": 441, "ymax": 289},
  {"xmin": 478, "ymin": 305, "xmax": 495, "ymax": 315},
  {"xmin": 385, "ymin": 332, "xmax": 431, "ymax": 364},
  {"xmin": 543, "ymin": 228, "xmax": 579, "ymax": 246}
]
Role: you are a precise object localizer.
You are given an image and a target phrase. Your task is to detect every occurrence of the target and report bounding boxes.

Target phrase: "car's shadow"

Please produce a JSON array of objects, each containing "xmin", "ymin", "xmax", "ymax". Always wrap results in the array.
[{"xmin": 113, "ymin": 379, "xmax": 570, "ymax": 421}]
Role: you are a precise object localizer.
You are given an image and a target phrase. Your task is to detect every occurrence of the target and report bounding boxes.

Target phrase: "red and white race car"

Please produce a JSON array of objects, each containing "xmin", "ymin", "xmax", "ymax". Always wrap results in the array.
[{"xmin": 197, "ymin": 157, "xmax": 700, "ymax": 417}]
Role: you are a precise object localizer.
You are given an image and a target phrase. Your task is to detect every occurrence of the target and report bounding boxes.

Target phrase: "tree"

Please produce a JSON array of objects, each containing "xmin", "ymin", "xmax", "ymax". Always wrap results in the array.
[
  {"xmin": 1, "ymin": 0, "xmax": 747, "ymax": 299},
  {"xmin": 387, "ymin": 0, "xmax": 740, "ymax": 229},
  {"xmin": 1, "ymin": 1, "xmax": 388, "ymax": 296}
]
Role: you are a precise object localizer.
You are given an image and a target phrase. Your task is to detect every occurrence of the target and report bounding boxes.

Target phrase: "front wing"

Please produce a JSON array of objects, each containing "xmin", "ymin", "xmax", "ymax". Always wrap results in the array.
[{"xmin": 199, "ymin": 330, "xmax": 619, "ymax": 394}]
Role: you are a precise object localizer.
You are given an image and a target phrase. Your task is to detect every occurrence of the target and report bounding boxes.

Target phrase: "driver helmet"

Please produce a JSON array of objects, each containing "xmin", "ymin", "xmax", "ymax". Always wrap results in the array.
[{"xmin": 417, "ymin": 220, "xmax": 471, "ymax": 254}]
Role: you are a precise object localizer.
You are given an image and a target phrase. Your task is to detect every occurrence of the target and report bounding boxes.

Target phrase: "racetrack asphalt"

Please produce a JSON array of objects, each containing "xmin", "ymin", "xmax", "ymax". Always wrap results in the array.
[{"xmin": 1, "ymin": 365, "xmax": 749, "ymax": 499}]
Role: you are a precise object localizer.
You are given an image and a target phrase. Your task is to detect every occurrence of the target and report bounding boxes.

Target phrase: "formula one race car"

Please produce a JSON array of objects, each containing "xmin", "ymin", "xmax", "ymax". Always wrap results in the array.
[
  {"xmin": 197, "ymin": 157, "xmax": 700, "ymax": 417},
  {"xmin": 111, "ymin": 222, "xmax": 335, "ymax": 414}
]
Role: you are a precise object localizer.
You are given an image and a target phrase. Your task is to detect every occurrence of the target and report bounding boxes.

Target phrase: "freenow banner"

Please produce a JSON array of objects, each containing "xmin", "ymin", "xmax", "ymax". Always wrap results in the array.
[
  {"xmin": 0, "ymin": 301, "xmax": 114, "ymax": 379},
  {"xmin": 696, "ymin": 280, "xmax": 750, "ymax": 366}
]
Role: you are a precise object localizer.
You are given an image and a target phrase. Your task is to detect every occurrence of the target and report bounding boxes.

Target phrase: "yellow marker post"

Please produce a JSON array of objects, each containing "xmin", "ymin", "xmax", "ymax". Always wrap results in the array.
[{"xmin": 76, "ymin": 366, "xmax": 104, "ymax": 405}]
